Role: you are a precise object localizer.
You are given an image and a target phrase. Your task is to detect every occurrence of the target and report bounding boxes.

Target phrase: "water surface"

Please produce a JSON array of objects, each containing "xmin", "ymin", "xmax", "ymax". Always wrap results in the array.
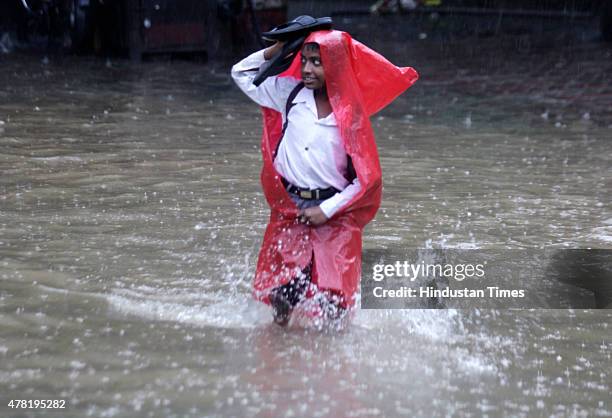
[{"xmin": 1, "ymin": 43, "xmax": 611, "ymax": 417}]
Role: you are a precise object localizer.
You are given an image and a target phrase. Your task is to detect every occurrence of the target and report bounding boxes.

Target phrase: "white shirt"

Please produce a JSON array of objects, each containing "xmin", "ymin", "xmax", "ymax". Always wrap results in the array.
[{"xmin": 231, "ymin": 49, "xmax": 361, "ymax": 218}]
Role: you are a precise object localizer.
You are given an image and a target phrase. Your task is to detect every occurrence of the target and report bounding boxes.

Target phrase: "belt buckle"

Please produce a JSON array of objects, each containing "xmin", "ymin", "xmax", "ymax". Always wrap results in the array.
[{"xmin": 300, "ymin": 190, "xmax": 312, "ymax": 199}]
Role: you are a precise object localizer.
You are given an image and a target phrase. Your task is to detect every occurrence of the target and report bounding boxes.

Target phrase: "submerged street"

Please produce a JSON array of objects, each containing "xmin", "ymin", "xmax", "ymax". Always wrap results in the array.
[{"xmin": 1, "ymin": 22, "xmax": 611, "ymax": 417}]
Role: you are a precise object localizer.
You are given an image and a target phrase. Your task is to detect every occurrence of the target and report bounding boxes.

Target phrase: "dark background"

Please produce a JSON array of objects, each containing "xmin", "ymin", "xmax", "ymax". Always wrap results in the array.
[{"xmin": 1, "ymin": 0, "xmax": 610, "ymax": 60}]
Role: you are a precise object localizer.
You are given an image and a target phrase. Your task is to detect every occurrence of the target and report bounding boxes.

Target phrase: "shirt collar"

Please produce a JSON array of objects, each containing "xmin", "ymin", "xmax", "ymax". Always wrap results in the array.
[{"xmin": 293, "ymin": 86, "xmax": 337, "ymax": 126}]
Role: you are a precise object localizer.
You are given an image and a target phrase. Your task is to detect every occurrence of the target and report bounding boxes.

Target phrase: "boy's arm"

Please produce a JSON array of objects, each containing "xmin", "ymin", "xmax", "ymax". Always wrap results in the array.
[
  {"xmin": 318, "ymin": 178, "xmax": 362, "ymax": 219},
  {"xmin": 231, "ymin": 43, "xmax": 297, "ymax": 112}
]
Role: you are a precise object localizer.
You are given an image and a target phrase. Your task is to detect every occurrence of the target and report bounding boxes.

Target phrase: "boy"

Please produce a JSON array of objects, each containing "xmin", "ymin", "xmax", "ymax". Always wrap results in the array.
[{"xmin": 232, "ymin": 30, "xmax": 418, "ymax": 325}]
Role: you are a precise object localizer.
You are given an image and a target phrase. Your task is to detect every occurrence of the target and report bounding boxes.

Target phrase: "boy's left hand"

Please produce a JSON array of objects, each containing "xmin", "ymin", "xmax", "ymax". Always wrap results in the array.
[{"xmin": 298, "ymin": 207, "xmax": 328, "ymax": 226}]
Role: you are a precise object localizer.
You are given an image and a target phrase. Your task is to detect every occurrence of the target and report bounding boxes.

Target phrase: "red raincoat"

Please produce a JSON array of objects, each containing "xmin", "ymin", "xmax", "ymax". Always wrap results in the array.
[{"xmin": 253, "ymin": 30, "xmax": 418, "ymax": 307}]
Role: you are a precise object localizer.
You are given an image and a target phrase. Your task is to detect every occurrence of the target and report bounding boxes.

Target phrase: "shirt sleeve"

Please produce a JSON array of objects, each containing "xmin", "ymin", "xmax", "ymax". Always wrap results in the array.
[
  {"xmin": 319, "ymin": 178, "xmax": 362, "ymax": 219},
  {"xmin": 231, "ymin": 49, "xmax": 297, "ymax": 113}
]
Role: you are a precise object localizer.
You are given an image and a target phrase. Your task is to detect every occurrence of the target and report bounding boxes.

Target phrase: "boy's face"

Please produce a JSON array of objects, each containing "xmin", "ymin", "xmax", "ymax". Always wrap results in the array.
[{"xmin": 300, "ymin": 44, "xmax": 325, "ymax": 90}]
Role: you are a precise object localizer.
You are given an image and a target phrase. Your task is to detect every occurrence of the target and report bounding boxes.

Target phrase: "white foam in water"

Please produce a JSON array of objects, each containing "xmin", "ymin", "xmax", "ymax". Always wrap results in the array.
[
  {"xmin": 455, "ymin": 348, "xmax": 498, "ymax": 374},
  {"xmin": 105, "ymin": 280, "xmax": 498, "ymax": 379},
  {"xmin": 107, "ymin": 291, "xmax": 270, "ymax": 329},
  {"xmin": 107, "ymin": 284, "xmax": 464, "ymax": 341},
  {"xmin": 425, "ymin": 234, "xmax": 481, "ymax": 249},
  {"xmin": 112, "ymin": 286, "xmax": 219, "ymax": 304},
  {"xmin": 587, "ymin": 226, "xmax": 612, "ymax": 243},
  {"xmin": 352, "ymin": 307, "xmax": 464, "ymax": 341},
  {"xmin": 30, "ymin": 155, "xmax": 85, "ymax": 163},
  {"xmin": 368, "ymin": 235, "xmax": 403, "ymax": 242}
]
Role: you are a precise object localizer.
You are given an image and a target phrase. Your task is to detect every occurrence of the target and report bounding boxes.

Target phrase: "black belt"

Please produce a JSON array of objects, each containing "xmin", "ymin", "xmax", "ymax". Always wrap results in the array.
[{"xmin": 281, "ymin": 177, "xmax": 339, "ymax": 200}]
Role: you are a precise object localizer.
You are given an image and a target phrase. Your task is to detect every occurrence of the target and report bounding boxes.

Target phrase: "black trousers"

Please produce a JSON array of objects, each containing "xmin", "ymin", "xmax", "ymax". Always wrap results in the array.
[{"xmin": 272, "ymin": 264, "xmax": 312, "ymax": 306}]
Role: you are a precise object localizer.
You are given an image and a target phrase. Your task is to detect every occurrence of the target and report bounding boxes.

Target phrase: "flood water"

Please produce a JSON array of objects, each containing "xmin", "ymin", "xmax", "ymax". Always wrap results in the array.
[{"xmin": 1, "ymin": 34, "xmax": 611, "ymax": 417}]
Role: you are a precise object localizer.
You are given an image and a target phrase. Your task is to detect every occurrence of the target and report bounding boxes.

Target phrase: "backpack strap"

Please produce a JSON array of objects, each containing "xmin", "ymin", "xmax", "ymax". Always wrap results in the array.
[
  {"xmin": 274, "ymin": 82, "xmax": 305, "ymax": 159},
  {"xmin": 282, "ymin": 81, "xmax": 305, "ymax": 135}
]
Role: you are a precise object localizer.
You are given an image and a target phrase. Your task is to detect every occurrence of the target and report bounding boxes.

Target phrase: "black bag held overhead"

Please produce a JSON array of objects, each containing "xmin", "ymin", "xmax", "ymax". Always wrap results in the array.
[
  {"xmin": 253, "ymin": 36, "xmax": 306, "ymax": 86},
  {"xmin": 252, "ymin": 15, "xmax": 333, "ymax": 86}
]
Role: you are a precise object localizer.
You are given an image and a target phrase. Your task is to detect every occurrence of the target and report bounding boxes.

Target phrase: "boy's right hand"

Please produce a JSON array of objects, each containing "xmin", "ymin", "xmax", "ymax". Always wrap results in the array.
[
  {"xmin": 298, "ymin": 207, "xmax": 328, "ymax": 226},
  {"xmin": 264, "ymin": 41, "xmax": 286, "ymax": 60}
]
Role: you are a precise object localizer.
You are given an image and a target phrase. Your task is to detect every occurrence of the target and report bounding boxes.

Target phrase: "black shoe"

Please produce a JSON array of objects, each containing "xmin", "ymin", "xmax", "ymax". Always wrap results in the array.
[
  {"xmin": 261, "ymin": 15, "xmax": 333, "ymax": 42},
  {"xmin": 269, "ymin": 290, "xmax": 292, "ymax": 326}
]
